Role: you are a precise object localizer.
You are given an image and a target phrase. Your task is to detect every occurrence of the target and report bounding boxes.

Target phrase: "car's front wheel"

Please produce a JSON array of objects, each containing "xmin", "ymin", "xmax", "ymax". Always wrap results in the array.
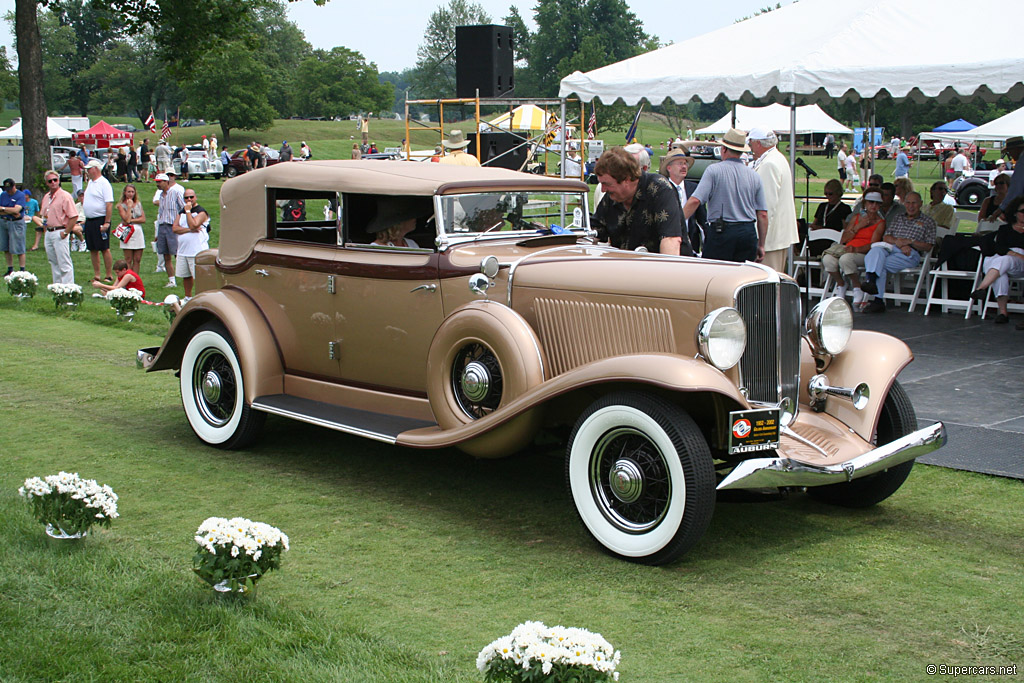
[
  {"xmin": 180, "ymin": 323, "xmax": 264, "ymax": 449},
  {"xmin": 956, "ymin": 183, "xmax": 987, "ymax": 207},
  {"xmin": 225, "ymin": 166, "xmax": 238, "ymax": 178},
  {"xmin": 808, "ymin": 380, "xmax": 917, "ymax": 507},
  {"xmin": 566, "ymin": 391, "xmax": 716, "ymax": 565}
]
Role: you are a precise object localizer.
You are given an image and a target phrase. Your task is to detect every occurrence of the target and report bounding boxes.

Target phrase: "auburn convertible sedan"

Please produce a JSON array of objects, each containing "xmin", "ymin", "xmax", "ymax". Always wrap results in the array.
[{"xmin": 137, "ymin": 161, "xmax": 946, "ymax": 564}]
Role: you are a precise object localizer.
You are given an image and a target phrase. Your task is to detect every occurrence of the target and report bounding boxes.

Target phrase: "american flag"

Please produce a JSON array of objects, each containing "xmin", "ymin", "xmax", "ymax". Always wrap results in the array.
[
  {"xmin": 586, "ymin": 105, "xmax": 596, "ymax": 140},
  {"xmin": 144, "ymin": 110, "xmax": 156, "ymax": 133},
  {"xmin": 160, "ymin": 119, "xmax": 171, "ymax": 141}
]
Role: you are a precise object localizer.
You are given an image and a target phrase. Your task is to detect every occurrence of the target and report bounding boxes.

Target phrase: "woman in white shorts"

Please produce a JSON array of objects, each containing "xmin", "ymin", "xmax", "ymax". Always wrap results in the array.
[{"xmin": 116, "ymin": 184, "xmax": 146, "ymax": 274}]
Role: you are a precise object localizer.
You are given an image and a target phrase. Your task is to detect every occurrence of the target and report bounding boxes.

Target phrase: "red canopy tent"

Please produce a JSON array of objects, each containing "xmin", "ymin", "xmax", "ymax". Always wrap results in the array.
[{"xmin": 71, "ymin": 120, "xmax": 133, "ymax": 149}]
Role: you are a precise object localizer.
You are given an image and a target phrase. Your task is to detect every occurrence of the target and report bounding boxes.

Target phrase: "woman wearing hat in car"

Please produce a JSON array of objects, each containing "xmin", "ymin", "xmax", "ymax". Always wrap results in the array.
[
  {"xmin": 438, "ymin": 129, "xmax": 480, "ymax": 167},
  {"xmin": 367, "ymin": 197, "xmax": 430, "ymax": 248}
]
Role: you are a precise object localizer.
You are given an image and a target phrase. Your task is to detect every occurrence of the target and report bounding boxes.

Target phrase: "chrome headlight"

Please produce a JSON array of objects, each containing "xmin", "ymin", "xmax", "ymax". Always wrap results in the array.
[
  {"xmin": 697, "ymin": 307, "xmax": 746, "ymax": 370},
  {"xmin": 805, "ymin": 297, "xmax": 853, "ymax": 356}
]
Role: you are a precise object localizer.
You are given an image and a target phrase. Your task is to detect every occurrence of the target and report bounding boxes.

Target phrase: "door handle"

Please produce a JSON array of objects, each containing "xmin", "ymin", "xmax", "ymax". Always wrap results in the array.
[
  {"xmin": 410, "ymin": 284, "xmax": 436, "ymax": 293},
  {"xmin": 255, "ymin": 269, "xmax": 269, "ymax": 277}
]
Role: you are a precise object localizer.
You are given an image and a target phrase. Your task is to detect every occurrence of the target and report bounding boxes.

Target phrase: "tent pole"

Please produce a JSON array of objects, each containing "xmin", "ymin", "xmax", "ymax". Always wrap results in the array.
[
  {"xmin": 869, "ymin": 99, "xmax": 876, "ymax": 177},
  {"xmin": 789, "ymin": 94, "xmax": 797, "ymax": 277},
  {"xmin": 731, "ymin": 103, "xmax": 736, "ymax": 128}
]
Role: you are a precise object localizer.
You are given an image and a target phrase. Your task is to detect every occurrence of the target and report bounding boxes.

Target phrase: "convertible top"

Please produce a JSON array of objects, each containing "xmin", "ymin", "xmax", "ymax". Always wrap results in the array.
[{"xmin": 218, "ymin": 161, "xmax": 588, "ymax": 265}]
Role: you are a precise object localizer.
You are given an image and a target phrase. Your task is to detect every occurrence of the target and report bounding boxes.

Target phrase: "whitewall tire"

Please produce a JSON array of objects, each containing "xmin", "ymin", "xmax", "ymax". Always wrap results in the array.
[
  {"xmin": 180, "ymin": 323, "xmax": 264, "ymax": 449},
  {"xmin": 566, "ymin": 391, "xmax": 715, "ymax": 565}
]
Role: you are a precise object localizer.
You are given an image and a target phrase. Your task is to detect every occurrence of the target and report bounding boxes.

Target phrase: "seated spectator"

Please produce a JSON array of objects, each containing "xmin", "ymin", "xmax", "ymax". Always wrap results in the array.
[
  {"xmin": 979, "ymin": 173, "xmax": 1011, "ymax": 222},
  {"xmin": 893, "ymin": 177, "xmax": 914, "ymax": 205},
  {"xmin": 970, "ymin": 196, "xmax": 1024, "ymax": 325},
  {"xmin": 812, "ymin": 179, "xmax": 852, "ymax": 230},
  {"xmin": 821, "ymin": 190, "xmax": 886, "ymax": 306},
  {"xmin": 924, "ymin": 181, "xmax": 955, "ymax": 229},
  {"xmin": 91, "ymin": 258, "xmax": 145, "ymax": 298},
  {"xmin": 861, "ymin": 191, "xmax": 936, "ymax": 313},
  {"xmin": 877, "ymin": 182, "xmax": 906, "ymax": 225},
  {"xmin": 850, "ymin": 174, "xmax": 885, "ymax": 214}
]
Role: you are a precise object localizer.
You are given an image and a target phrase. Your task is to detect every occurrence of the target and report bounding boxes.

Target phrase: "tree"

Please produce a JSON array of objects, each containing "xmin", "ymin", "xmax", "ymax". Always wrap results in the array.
[
  {"xmin": 0, "ymin": 48, "xmax": 17, "ymax": 103},
  {"xmin": 412, "ymin": 0, "xmax": 490, "ymax": 99},
  {"xmin": 45, "ymin": 0, "xmax": 117, "ymax": 114},
  {"xmin": 292, "ymin": 47, "xmax": 393, "ymax": 119},
  {"xmin": 182, "ymin": 42, "xmax": 276, "ymax": 141},
  {"xmin": 526, "ymin": 0, "xmax": 656, "ymax": 97},
  {"xmin": 14, "ymin": 0, "xmax": 49, "ymax": 194},
  {"xmin": 81, "ymin": 34, "xmax": 182, "ymax": 121},
  {"xmin": 250, "ymin": 0, "xmax": 312, "ymax": 117}
]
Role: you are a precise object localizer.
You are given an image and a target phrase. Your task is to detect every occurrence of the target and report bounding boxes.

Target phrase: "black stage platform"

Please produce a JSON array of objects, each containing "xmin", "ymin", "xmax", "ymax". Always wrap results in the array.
[{"xmin": 853, "ymin": 303, "xmax": 1024, "ymax": 479}]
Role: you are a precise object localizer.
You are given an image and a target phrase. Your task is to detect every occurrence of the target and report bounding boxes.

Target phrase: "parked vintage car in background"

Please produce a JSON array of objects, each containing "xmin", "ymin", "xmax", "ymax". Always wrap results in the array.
[
  {"xmin": 173, "ymin": 147, "xmax": 223, "ymax": 179},
  {"xmin": 138, "ymin": 162, "xmax": 946, "ymax": 564},
  {"xmin": 223, "ymin": 148, "xmax": 281, "ymax": 177}
]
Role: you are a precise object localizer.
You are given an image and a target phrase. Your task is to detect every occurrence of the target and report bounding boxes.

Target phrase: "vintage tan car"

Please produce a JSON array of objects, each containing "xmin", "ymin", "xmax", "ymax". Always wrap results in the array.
[{"xmin": 138, "ymin": 161, "xmax": 946, "ymax": 564}]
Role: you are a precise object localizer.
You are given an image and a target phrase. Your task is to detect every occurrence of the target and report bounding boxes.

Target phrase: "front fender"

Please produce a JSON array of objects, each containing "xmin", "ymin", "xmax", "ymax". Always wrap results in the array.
[
  {"xmin": 810, "ymin": 329, "xmax": 913, "ymax": 442},
  {"xmin": 145, "ymin": 287, "xmax": 284, "ymax": 403},
  {"xmin": 398, "ymin": 353, "xmax": 747, "ymax": 450}
]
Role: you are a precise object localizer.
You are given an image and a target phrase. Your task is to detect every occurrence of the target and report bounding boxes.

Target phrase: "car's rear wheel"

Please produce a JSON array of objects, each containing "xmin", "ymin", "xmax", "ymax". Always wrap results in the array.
[
  {"xmin": 566, "ymin": 391, "xmax": 715, "ymax": 565},
  {"xmin": 180, "ymin": 322, "xmax": 264, "ymax": 449},
  {"xmin": 808, "ymin": 380, "xmax": 917, "ymax": 507},
  {"xmin": 225, "ymin": 166, "xmax": 238, "ymax": 178}
]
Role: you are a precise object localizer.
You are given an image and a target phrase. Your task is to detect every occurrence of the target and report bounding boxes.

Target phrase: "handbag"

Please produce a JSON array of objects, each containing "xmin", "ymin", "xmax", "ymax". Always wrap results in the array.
[
  {"xmin": 113, "ymin": 223, "xmax": 135, "ymax": 242},
  {"xmin": 822, "ymin": 243, "xmax": 848, "ymax": 258}
]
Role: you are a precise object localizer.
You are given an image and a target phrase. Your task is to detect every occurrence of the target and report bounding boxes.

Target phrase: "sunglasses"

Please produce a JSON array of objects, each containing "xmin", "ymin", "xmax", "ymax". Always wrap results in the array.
[{"xmin": 46, "ymin": 178, "xmax": 60, "ymax": 183}]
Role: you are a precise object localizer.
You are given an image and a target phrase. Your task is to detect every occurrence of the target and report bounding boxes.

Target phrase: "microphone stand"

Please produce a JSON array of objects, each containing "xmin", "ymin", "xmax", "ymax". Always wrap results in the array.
[{"xmin": 801, "ymin": 166, "xmax": 813, "ymax": 311}]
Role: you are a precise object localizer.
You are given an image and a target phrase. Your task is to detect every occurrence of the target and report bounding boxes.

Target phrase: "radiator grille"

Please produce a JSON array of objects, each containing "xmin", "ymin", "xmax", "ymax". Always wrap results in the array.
[
  {"xmin": 534, "ymin": 298, "xmax": 675, "ymax": 376},
  {"xmin": 736, "ymin": 281, "xmax": 801, "ymax": 406}
]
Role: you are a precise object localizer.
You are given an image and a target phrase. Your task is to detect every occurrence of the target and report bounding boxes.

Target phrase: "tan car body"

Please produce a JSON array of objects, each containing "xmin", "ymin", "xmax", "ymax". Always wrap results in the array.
[{"xmin": 139, "ymin": 160, "xmax": 945, "ymax": 563}]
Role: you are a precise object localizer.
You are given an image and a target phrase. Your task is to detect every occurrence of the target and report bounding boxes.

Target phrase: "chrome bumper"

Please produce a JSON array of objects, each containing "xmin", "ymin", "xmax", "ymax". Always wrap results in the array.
[
  {"xmin": 136, "ymin": 347, "xmax": 159, "ymax": 370},
  {"xmin": 717, "ymin": 422, "xmax": 946, "ymax": 490}
]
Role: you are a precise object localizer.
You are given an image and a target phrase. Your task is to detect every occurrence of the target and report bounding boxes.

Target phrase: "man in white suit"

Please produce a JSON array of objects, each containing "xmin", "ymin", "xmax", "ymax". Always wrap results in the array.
[{"xmin": 748, "ymin": 127, "xmax": 797, "ymax": 273}]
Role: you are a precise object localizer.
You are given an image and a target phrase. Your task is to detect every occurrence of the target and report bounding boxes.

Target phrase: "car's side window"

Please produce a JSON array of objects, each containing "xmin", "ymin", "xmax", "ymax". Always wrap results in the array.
[
  {"xmin": 342, "ymin": 193, "xmax": 435, "ymax": 251},
  {"xmin": 267, "ymin": 188, "xmax": 341, "ymax": 246}
]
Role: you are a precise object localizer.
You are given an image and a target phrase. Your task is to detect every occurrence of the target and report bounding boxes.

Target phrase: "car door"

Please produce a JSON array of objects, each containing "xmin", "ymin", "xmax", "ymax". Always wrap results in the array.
[{"xmin": 332, "ymin": 247, "xmax": 443, "ymax": 394}]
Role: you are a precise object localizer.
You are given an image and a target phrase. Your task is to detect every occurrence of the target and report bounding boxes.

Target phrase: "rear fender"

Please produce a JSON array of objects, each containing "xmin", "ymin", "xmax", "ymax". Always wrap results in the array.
[{"xmin": 147, "ymin": 288, "xmax": 284, "ymax": 402}]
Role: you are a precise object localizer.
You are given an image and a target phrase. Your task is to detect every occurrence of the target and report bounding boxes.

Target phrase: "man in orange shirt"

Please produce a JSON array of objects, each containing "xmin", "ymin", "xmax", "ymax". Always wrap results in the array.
[
  {"xmin": 68, "ymin": 146, "xmax": 85, "ymax": 196},
  {"xmin": 38, "ymin": 170, "xmax": 79, "ymax": 284}
]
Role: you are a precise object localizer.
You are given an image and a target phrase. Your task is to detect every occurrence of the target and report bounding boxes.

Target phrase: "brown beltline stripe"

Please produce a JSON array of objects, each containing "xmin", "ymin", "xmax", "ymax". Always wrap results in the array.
[{"xmin": 218, "ymin": 246, "xmax": 487, "ymax": 280}]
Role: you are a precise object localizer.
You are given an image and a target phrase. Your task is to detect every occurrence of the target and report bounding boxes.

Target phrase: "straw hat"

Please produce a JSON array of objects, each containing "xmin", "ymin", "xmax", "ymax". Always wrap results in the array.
[
  {"xmin": 719, "ymin": 128, "xmax": 750, "ymax": 153},
  {"xmin": 442, "ymin": 129, "xmax": 470, "ymax": 149}
]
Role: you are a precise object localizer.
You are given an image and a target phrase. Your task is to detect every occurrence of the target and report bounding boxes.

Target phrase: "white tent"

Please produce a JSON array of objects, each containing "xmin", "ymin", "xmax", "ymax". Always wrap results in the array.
[
  {"xmin": 486, "ymin": 105, "xmax": 552, "ymax": 131},
  {"xmin": 696, "ymin": 104, "xmax": 851, "ymax": 136},
  {"xmin": 0, "ymin": 118, "xmax": 75, "ymax": 140},
  {"xmin": 559, "ymin": 0, "xmax": 1024, "ymax": 105},
  {"xmin": 924, "ymin": 105, "xmax": 1024, "ymax": 142}
]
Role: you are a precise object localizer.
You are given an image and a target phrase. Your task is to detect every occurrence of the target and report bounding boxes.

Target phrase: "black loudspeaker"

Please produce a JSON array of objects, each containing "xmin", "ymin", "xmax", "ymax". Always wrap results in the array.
[
  {"xmin": 456, "ymin": 25, "xmax": 514, "ymax": 98},
  {"xmin": 467, "ymin": 132, "xmax": 528, "ymax": 171}
]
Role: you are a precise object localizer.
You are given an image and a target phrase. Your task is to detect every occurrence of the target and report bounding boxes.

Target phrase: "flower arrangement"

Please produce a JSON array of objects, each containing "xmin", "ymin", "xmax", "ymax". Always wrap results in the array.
[
  {"xmin": 477, "ymin": 621, "xmax": 621, "ymax": 682},
  {"xmin": 18, "ymin": 471, "xmax": 119, "ymax": 538},
  {"xmin": 106, "ymin": 287, "xmax": 143, "ymax": 317},
  {"xmin": 193, "ymin": 516, "xmax": 290, "ymax": 593},
  {"xmin": 47, "ymin": 282, "xmax": 83, "ymax": 309},
  {"xmin": 5, "ymin": 270, "xmax": 38, "ymax": 298}
]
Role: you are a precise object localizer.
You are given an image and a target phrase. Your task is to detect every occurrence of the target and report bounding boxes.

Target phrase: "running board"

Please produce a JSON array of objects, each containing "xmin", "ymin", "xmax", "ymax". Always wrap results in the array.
[{"xmin": 251, "ymin": 394, "xmax": 436, "ymax": 444}]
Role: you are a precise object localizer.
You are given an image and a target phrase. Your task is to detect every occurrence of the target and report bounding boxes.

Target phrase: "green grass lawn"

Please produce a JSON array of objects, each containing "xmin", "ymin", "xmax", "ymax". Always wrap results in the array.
[{"xmin": 1, "ymin": 306, "xmax": 1022, "ymax": 681}]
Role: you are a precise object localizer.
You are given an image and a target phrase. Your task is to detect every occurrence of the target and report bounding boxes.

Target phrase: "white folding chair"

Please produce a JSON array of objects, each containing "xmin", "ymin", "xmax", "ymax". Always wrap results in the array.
[
  {"xmin": 793, "ymin": 228, "xmax": 841, "ymax": 299},
  {"xmin": 925, "ymin": 245, "xmax": 983, "ymax": 318}
]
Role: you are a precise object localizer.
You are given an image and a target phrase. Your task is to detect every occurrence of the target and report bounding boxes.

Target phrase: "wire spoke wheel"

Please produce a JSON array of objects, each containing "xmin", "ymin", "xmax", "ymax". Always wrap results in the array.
[
  {"xmin": 191, "ymin": 348, "xmax": 238, "ymax": 427},
  {"xmin": 450, "ymin": 342, "xmax": 504, "ymax": 419},
  {"xmin": 591, "ymin": 427, "xmax": 672, "ymax": 533}
]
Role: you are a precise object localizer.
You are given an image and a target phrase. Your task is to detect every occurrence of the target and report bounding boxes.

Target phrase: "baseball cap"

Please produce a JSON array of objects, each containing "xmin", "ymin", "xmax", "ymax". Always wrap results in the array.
[
  {"xmin": 154, "ymin": 173, "xmax": 169, "ymax": 181},
  {"xmin": 746, "ymin": 127, "xmax": 773, "ymax": 141},
  {"xmin": 85, "ymin": 159, "xmax": 104, "ymax": 170}
]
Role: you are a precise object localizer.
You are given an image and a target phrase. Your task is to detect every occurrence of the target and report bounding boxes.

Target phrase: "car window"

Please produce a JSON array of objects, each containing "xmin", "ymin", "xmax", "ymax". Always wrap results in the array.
[
  {"xmin": 437, "ymin": 191, "xmax": 588, "ymax": 237},
  {"xmin": 342, "ymin": 193, "xmax": 436, "ymax": 250},
  {"xmin": 267, "ymin": 188, "xmax": 341, "ymax": 246}
]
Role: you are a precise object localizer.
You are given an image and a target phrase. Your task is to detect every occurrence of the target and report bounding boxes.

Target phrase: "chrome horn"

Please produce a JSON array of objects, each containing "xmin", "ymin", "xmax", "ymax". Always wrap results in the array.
[{"xmin": 808, "ymin": 374, "xmax": 870, "ymax": 412}]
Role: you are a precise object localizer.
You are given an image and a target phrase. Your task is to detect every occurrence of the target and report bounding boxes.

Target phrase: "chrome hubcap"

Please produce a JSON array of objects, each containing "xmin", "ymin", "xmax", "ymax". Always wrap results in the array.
[
  {"xmin": 460, "ymin": 361, "xmax": 491, "ymax": 403},
  {"xmin": 609, "ymin": 459, "xmax": 644, "ymax": 503},
  {"xmin": 202, "ymin": 370, "xmax": 222, "ymax": 404}
]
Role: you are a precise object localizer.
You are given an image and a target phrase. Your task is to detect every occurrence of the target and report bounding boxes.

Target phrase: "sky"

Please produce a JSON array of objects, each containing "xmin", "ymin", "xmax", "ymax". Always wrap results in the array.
[{"xmin": 0, "ymin": 0, "xmax": 789, "ymax": 74}]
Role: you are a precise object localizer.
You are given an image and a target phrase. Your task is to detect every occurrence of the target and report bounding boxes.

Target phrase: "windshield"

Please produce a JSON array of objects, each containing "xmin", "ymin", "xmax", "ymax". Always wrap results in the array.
[{"xmin": 438, "ymin": 191, "xmax": 589, "ymax": 238}]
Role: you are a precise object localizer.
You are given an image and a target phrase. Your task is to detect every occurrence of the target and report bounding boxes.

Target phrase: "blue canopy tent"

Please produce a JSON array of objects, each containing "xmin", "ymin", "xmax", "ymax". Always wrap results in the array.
[{"xmin": 932, "ymin": 118, "xmax": 977, "ymax": 132}]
